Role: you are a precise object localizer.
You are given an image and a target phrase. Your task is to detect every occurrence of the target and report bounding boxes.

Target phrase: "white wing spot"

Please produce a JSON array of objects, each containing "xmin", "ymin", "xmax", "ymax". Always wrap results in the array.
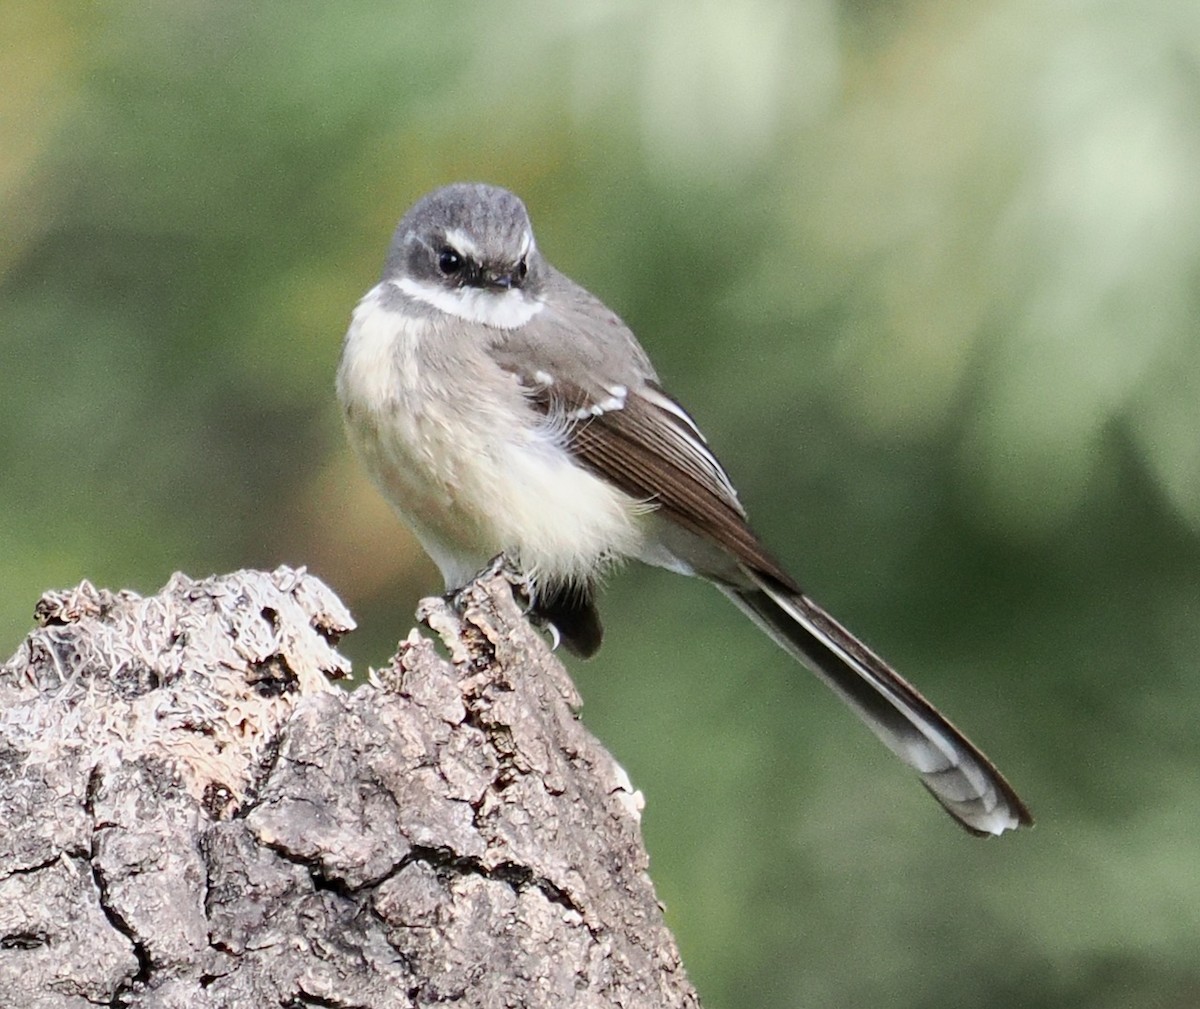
[{"xmin": 568, "ymin": 387, "xmax": 628, "ymax": 420}]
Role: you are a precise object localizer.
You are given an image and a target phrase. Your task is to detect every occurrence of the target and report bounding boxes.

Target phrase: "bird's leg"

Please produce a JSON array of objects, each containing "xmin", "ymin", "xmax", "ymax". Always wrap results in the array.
[
  {"xmin": 446, "ymin": 553, "xmax": 536, "ymax": 613},
  {"xmin": 460, "ymin": 554, "xmax": 566, "ymax": 651}
]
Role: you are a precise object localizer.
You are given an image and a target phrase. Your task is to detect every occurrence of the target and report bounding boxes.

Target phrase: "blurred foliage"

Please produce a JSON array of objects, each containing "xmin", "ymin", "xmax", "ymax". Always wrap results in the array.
[{"xmin": 4, "ymin": 1, "xmax": 1200, "ymax": 1006}]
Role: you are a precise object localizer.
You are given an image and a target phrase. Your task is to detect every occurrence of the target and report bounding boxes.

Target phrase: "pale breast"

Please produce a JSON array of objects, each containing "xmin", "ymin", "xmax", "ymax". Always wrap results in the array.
[{"xmin": 337, "ymin": 285, "xmax": 648, "ymax": 589}]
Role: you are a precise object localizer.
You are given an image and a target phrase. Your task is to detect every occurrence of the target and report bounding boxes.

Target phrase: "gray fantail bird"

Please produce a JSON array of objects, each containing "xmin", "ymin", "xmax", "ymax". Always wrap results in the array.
[{"xmin": 336, "ymin": 181, "xmax": 1033, "ymax": 836}]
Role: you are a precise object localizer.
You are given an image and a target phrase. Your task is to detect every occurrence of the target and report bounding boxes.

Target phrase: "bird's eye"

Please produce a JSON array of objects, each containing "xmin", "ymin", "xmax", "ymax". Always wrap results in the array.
[
  {"xmin": 438, "ymin": 248, "xmax": 463, "ymax": 275},
  {"xmin": 516, "ymin": 256, "xmax": 528, "ymax": 281}
]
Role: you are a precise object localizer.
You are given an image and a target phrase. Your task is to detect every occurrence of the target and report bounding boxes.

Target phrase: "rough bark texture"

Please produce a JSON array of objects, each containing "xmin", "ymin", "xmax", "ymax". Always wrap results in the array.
[{"xmin": 0, "ymin": 567, "xmax": 699, "ymax": 1009}]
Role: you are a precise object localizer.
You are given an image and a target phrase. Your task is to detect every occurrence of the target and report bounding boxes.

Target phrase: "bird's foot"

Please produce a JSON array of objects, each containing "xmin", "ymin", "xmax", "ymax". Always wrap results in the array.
[
  {"xmin": 467, "ymin": 555, "xmax": 564, "ymax": 651},
  {"xmin": 486, "ymin": 554, "xmax": 537, "ymax": 612},
  {"xmin": 445, "ymin": 554, "xmax": 536, "ymax": 614}
]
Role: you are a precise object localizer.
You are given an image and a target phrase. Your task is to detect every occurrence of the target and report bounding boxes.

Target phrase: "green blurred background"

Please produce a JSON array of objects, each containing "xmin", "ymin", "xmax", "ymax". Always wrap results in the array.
[{"xmin": 4, "ymin": 1, "xmax": 1200, "ymax": 1005}]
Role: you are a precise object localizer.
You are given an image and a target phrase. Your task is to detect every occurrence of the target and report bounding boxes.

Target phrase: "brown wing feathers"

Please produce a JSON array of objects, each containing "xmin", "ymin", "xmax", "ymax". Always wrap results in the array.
[
  {"xmin": 531, "ymin": 379, "xmax": 789, "ymax": 583},
  {"xmin": 513, "ymin": 367, "xmax": 1031, "ymax": 833}
]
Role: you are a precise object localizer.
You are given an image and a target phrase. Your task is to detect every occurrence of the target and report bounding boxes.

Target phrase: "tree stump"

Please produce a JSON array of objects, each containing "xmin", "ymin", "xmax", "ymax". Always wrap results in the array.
[{"xmin": 0, "ymin": 567, "xmax": 699, "ymax": 1008}]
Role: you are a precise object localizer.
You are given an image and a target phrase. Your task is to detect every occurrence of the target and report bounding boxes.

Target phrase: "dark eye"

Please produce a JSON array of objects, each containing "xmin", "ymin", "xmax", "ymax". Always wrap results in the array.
[
  {"xmin": 516, "ymin": 256, "xmax": 528, "ymax": 281},
  {"xmin": 438, "ymin": 248, "xmax": 463, "ymax": 275}
]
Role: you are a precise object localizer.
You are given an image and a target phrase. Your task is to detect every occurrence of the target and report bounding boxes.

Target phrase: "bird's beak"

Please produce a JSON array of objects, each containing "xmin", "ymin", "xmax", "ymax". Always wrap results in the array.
[{"xmin": 483, "ymin": 268, "xmax": 517, "ymax": 290}]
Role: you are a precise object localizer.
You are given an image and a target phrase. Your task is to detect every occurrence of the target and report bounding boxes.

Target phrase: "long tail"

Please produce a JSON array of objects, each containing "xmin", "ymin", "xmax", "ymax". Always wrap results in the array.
[{"xmin": 721, "ymin": 571, "xmax": 1032, "ymax": 836}]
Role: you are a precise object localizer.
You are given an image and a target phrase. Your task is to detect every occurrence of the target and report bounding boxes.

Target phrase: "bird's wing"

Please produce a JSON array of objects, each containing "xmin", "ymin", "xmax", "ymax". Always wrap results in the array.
[
  {"xmin": 490, "ymin": 290, "xmax": 1031, "ymax": 836},
  {"xmin": 491, "ymin": 282, "xmax": 787, "ymax": 581}
]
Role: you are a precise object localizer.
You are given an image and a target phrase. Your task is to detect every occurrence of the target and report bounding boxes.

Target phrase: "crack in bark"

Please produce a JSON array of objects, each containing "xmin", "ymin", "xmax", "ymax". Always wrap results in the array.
[
  {"xmin": 0, "ymin": 568, "xmax": 698, "ymax": 1008},
  {"xmin": 89, "ymin": 844, "xmax": 151, "ymax": 1006},
  {"xmin": 402, "ymin": 845, "xmax": 586, "ymax": 920}
]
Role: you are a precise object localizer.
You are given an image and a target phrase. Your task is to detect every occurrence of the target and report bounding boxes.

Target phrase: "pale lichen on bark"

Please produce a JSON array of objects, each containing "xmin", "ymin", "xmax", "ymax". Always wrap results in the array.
[{"xmin": 0, "ymin": 567, "xmax": 699, "ymax": 1008}]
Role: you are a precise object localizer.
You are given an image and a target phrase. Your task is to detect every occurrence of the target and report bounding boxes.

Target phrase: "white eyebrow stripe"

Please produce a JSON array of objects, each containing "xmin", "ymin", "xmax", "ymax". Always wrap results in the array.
[{"xmin": 444, "ymin": 228, "xmax": 482, "ymax": 259}]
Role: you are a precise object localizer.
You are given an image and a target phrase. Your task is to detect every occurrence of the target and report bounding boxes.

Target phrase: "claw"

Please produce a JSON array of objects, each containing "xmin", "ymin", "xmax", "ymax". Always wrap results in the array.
[{"xmin": 522, "ymin": 608, "xmax": 563, "ymax": 652}]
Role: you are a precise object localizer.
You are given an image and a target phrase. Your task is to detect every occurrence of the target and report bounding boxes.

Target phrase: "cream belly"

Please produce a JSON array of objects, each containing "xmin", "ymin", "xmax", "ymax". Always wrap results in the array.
[{"xmin": 336, "ymin": 286, "xmax": 646, "ymax": 589}]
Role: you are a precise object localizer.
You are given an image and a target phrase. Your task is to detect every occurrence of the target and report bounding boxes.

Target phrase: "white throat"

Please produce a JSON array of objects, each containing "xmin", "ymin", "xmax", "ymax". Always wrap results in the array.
[{"xmin": 392, "ymin": 276, "xmax": 544, "ymax": 330}]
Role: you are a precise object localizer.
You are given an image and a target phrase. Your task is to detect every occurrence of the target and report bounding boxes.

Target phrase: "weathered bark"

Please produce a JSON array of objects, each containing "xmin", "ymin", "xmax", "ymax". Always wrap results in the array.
[{"xmin": 0, "ymin": 567, "xmax": 699, "ymax": 1008}]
